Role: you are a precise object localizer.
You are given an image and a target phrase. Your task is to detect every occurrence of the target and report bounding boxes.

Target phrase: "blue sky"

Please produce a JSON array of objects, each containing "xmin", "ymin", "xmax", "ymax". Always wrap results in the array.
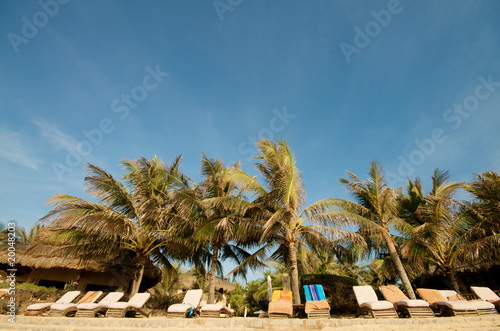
[{"xmin": 1, "ymin": 0, "xmax": 500, "ymax": 279}]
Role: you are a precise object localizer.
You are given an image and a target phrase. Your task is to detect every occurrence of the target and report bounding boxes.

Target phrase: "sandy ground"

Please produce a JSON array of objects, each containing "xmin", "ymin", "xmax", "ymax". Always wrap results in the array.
[{"xmin": 1, "ymin": 314, "xmax": 500, "ymax": 330}]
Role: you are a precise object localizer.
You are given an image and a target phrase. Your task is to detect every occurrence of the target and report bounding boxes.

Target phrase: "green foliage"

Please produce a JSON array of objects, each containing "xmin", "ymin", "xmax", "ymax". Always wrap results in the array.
[
  {"xmin": 2, "ymin": 283, "xmax": 67, "ymax": 314},
  {"xmin": 2, "ymin": 282, "xmax": 57, "ymax": 291},
  {"xmin": 301, "ymin": 274, "xmax": 359, "ymax": 315}
]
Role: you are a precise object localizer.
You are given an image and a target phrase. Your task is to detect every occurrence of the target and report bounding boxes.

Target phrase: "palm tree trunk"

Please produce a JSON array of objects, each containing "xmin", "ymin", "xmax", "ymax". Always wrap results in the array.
[
  {"xmin": 208, "ymin": 245, "xmax": 219, "ymax": 304},
  {"xmin": 445, "ymin": 269, "xmax": 460, "ymax": 294},
  {"xmin": 129, "ymin": 263, "xmax": 145, "ymax": 296},
  {"xmin": 384, "ymin": 232, "xmax": 416, "ymax": 299},
  {"xmin": 288, "ymin": 240, "xmax": 301, "ymax": 304}
]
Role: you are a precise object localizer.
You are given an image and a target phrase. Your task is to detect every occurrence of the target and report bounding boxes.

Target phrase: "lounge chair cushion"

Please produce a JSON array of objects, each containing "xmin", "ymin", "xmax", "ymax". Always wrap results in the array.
[
  {"xmin": 268, "ymin": 300, "xmax": 293, "ymax": 316},
  {"xmin": 26, "ymin": 291, "xmax": 81, "ymax": 311},
  {"xmin": 304, "ymin": 300, "xmax": 330, "ymax": 314},
  {"xmin": 77, "ymin": 292, "xmax": 125, "ymax": 310},
  {"xmin": 50, "ymin": 303, "xmax": 78, "ymax": 311},
  {"xmin": 415, "ymin": 289, "xmax": 447, "ymax": 305},
  {"xmin": 359, "ymin": 301, "xmax": 394, "ymax": 310},
  {"xmin": 469, "ymin": 301, "xmax": 496, "ymax": 310},
  {"xmin": 379, "ymin": 285, "xmax": 430, "ymax": 309},
  {"xmin": 168, "ymin": 303, "xmax": 194, "ymax": 313},
  {"xmin": 438, "ymin": 290, "xmax": 459, "ymax": 299},
  {"xmin": 182, "ymin": 289, "xmax": 203, "ymax": 305},
  {"xmin": 201, "ymin": 304, "xmax": 235, "ymax": 315},
  {"xmin": 50, "ymin": 291, "xmax": 103, "ymax": 311},
  {"xmin": 471, "ymin": 287, "xmax": 500, "ymax": 302},
  {"xmin": 447, "ymin": 294, "xmax": 465, "ymax": 301},
  {"xmin": 439, "ymin": 300, "xmax": 478, "ymax": 311},
  {"xmin": 201, "ymin": 304, "xmax": 224, "ymax": 311},
  {"xmin": 379, "ymin": 285, "xmax": 408, "ymax": 303},
  {"xmin": 26, "ymin": 303, "xmax": 53, "ymax": 311},
  {"xmin": 395, "ymin": 299, "xmax": 430, "ymax": 308},
  {"xmin": 108, "ymin": 302, "xmax": 142, "ymax": 309},
  {"xmin": 352, "ymin": 286, "xmax": 379, "ymax": 305},
  {"xmin": 77, "ymin": 302, "xmax": 102, "ymax": 310},
  {"xmin": 107, "ymin": 293, "xmax": 150, "ymax": 309}
]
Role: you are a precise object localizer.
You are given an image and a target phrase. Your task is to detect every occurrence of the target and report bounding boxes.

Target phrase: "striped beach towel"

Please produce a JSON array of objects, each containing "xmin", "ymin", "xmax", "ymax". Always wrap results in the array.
[{"xmin": 304, "ymin": 284, "xmax": 327, "ymax": 301}]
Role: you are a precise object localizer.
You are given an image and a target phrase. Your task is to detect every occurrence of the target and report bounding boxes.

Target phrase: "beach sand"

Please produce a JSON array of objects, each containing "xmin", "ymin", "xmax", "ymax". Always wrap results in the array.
[{"xmin": 1, "ymin": 314, "xmax": 500, "ymax": 330}]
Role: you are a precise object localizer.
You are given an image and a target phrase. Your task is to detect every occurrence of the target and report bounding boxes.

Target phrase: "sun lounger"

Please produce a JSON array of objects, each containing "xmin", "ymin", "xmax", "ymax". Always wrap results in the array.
[
  {"xmin": 47, "ymin": 291, "xmax": 103, "ymax": 317},
  {"xmin": 200, "ymin": 303, "xmax": 235, "ymax": 317},
  {"xmin": 105, "ymin": 292, "xmax": 151, "ymax": 318},
  {"xmin": 379, "ymin": 285, "xmax": 434, "ymax": 318},
  {"xmin": 268, "ymin": 290, "xmax": 293, "ymax": 318},
  {"xmin": 471, "ymin": 286, "xmax": 500, "ymax": 313},
  {"xmin": 352, "ymin": 285, "xmax": 398, "ymax": 318},
  {"xmin": 415, "ymin": 288, "xmax": 490, "ymax": 316},
  {"xmin": 25, "ymin": 291, "xmax": 81, "ymax": 316},
  {"xmin": 439, "ymin": 289, "xmax": 496, "ymax": 315},
  {"xmin": 303, "ymin": 284, "xmax": 330, "ymax": 319},
  {"xmin": 74, "ymin": 292, "xmax": 125, "ymax": 317},
  {"xmin": 167, "ymin": 289, "xmax": 203, "ymax": 318}
]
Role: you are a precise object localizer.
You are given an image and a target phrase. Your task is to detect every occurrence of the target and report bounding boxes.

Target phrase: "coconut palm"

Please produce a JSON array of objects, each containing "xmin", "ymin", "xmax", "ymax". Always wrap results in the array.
[
  {"xmin": 229, "ymin": 139, "xmax": 363, "ymax": 304},
  {"xmin": 333, "ymin": 162, "xmax": 417, "ymax": 299},
  {"xmin": 401, "ymin": 170, "xmax": 500, "ymax": 293},
  {"xmin": 175, "ymin": 154, "xmax": 261, "ymax": 304},
  {"xmin": 0, "ymin": 223, "xmax": 40, "ymax": 244},
  {"xmin": 40, "ymin": 156, "xmax": 190, "ymax": 295},
  {"xmin": 0, "ymin": 222, "xmax": 41, "ymax": 244},
  {"xmin": 463, "ymin": 171, "xmax": 500, "ymax": 235}
]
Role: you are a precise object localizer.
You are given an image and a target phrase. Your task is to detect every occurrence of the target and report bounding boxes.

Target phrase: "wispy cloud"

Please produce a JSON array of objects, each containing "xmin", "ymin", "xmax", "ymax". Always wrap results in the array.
[
  {"xmin": 0, "ymin": 125, "xmax": 40, "ymax": 170},
  {"xmin": 32, "ymin": 118, "xmax": 78, "ymax": 151}
]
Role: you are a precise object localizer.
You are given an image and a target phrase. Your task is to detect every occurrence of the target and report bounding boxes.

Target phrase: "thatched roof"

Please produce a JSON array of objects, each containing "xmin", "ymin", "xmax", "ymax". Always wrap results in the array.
[
  {"xmin": 0, "ymin": 227, "xmax": 161, "ymax": 285},
  {"xmin": 178, "ymin": 269, "xmax": 236, "ymax": 292}
]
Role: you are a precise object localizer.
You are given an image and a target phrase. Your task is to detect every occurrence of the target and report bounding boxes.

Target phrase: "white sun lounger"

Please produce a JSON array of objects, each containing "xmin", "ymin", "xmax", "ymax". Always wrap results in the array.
[
  {"xmin": 74, "ymin": 292, "xmax": 125, "ymax": 317},
  {"xmin": 167, "ymin": 289, "xmax": 203, "ymax": 318},
  {"xmin": 200, "ymin": 303, "xmax": 235, "ymax": 318},
  {"xmin": 106, "ymin": 292, "xmax": 151, "ymax": 318},
  {"xmin": 25, "ymin": 291, "xmax": 81, "ymax": 316},
  {"xmin": 47, "ymin": 291, "xmax": 103, "ymax": 317},
  {"xmin": 470, "ymin": 286, "xmax": 500, "ymax": 313},
  {"xmin": 438, "ymin": 289, "xmax": 496, "ymax": 315},
  {"xmin": 353, "ymin": 285, "xmax": 398, "ymax": 318},
  {"xmin": 416, "ymin": 288, "xmax": 494, "ymax": 316},
  {"xmin": 380, "ymin": 285, "xmax": 434, "ymax": 318}
]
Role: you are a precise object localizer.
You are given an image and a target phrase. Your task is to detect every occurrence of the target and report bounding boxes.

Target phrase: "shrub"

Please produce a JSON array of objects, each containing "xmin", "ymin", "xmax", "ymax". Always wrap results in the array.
[{"xmin": 300, "ymin": 274, "xmax": 359, "ymax": 315}]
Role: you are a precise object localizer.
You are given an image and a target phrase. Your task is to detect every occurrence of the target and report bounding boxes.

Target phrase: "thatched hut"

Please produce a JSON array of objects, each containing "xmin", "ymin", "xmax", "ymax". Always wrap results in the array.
[
  {"xmin": 177, "ymin": 269, "xmax": 236, "ymax": 293},
  {"xmin": 174, "ymin": 268, "xmax": 236, "ymax": 305},
  {"xmin": 0, "ymin": 227, "xmax": 161, "ymax": 292}
]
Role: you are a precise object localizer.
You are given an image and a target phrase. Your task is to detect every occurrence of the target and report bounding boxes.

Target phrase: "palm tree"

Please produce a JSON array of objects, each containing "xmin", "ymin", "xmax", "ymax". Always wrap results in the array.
[
  {"xmin": 175, "ymin": 154, "xmax": 261, "ymax": 304},
  {"xmin": 401, "ymin": 170, "xmax": 499, "ymax": 293},
  {"xmin": 463, "ymin": 171, "xmax": 500, "ymax": 235},
  {"xmin": 230, "ymin": 139, "xmax": 363, "ymax": 304},
  {"xmin": 41, "ymin": 156, "xmax": 189, "ymax": 295},
  {"xmin": 333, "ymin": 162, "xmax": 417, "ymax": 299},
  {"xmin": 0, "ymin": 223, "xmax": 40, "ymax": 244}
]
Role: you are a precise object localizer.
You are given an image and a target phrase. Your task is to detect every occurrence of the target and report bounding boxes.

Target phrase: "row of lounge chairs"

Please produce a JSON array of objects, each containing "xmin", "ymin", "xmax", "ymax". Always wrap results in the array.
[
  {"xmin": 26, "ymin": 291, "xmax": 151, "ymax": 318},
  {"xmin": 24, "ymin": 285, "xmax": 500, "ymax": 319},
  {"xmin": 353, "ymin": 285, "xmax": 500, "ymax": 318},
  {"xmin": 25, "ymin": 289, "xmax": 234, "ymax": 318}
]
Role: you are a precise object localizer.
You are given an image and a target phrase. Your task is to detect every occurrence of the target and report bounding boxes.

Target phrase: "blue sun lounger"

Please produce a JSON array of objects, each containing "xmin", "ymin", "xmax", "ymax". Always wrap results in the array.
[{"xmin": 303, "ymin": 284, "xmax": 330, "ymax": 319}]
